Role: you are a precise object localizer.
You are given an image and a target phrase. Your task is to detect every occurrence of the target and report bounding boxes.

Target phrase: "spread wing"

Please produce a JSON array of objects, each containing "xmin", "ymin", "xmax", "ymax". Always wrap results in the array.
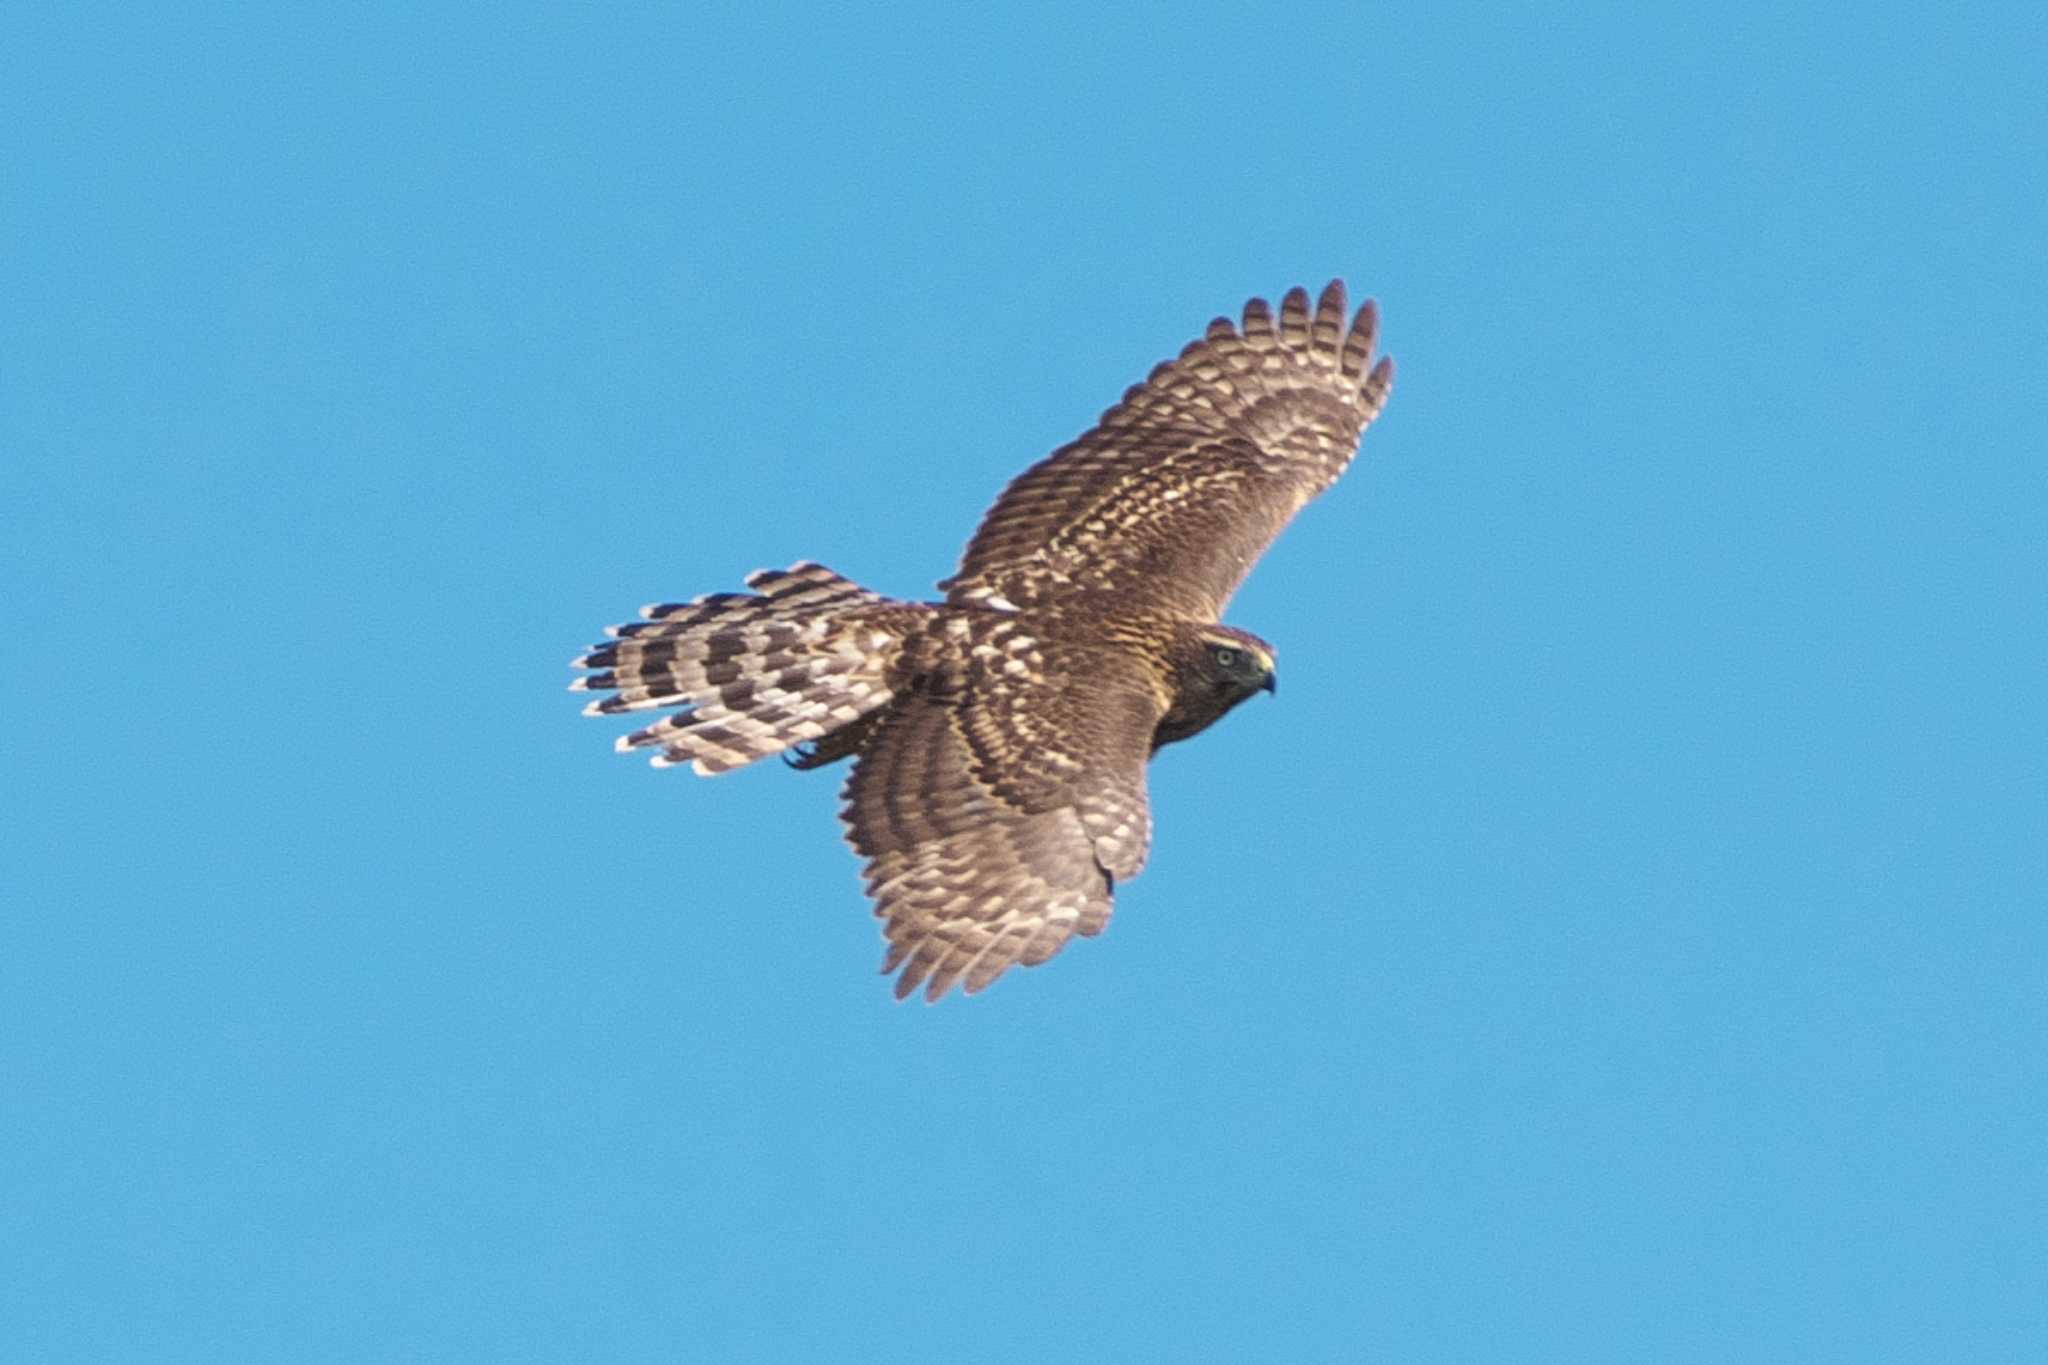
[
  {"xmin": 841, "ymin": 649, "xmax": 1160, "ymax": 1002},
  {"xmin": 940, "ymin": 281, "xmax": 1394, "ymax": 620}
]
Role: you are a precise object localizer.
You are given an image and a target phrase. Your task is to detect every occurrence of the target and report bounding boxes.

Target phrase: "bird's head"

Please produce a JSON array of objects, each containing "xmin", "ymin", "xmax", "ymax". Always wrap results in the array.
[
  {"xmin": 1195, "ymin": 626, "xmax": 1278, "ymax": 700},
  {"xmin": 1153, "ymin": 624, "xmax": 1277, "ymax": 749}
]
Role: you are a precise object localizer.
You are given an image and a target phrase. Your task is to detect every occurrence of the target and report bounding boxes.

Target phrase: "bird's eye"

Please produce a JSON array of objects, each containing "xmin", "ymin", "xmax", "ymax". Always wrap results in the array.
[{"xmin": 1212, "ymin": 647, "xmax": 1237, "ymax": 667}]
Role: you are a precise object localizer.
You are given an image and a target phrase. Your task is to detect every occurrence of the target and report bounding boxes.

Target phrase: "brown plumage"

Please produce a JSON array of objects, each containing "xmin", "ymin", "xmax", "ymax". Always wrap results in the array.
[{"xmin": 572, "ymin": 281, "xmax": 1394, "ymax": 1000}]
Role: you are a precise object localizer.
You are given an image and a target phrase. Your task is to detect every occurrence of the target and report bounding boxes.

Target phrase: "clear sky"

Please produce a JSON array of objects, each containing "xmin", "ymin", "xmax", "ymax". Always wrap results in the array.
[{"xmin": 5, "ymin": 3, "xmax": 2043, "ymax": 1360}]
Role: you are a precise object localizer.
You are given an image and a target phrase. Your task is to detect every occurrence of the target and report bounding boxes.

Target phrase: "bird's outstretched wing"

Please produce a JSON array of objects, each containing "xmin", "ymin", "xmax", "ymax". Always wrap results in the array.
[
  {"xmin": 841, "ymin": 647, "xmax": 1159, "ymax": 1002},
  {"xmin": 940, "ymin": 281, "xmax": 1394, "ymax": 621}
]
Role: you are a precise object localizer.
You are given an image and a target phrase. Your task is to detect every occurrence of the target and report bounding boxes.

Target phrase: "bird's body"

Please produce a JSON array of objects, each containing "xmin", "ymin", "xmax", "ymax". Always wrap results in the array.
[{"xmin": 574, "ymin": 281, "xmax": 1393, "ymax": 999}]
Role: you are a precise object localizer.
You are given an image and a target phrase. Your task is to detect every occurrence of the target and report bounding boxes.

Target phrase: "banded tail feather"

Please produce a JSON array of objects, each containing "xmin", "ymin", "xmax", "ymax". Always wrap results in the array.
[{"xmin": 571, "ymin": 562, "xmax": 905, "ymax": 776}]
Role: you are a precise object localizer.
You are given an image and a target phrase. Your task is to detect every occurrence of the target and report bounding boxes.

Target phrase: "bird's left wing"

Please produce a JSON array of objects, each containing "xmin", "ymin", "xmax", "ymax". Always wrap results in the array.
[{"xmin": 841, "ymin": 649, "xmax": 1160, "ymax": 1002}]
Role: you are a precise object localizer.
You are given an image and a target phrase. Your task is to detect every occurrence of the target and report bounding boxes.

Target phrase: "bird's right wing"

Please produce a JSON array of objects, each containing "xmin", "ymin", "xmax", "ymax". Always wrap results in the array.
[{"xmin": 940, "ymin": 281, "xmax": 1393, "ymax": 620}]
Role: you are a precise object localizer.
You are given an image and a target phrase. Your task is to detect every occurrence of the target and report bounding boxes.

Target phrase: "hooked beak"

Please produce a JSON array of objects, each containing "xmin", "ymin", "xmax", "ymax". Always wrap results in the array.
[{"xmin": 1259, "ymin": 670, "xmax": 1277, "ymax": 696}]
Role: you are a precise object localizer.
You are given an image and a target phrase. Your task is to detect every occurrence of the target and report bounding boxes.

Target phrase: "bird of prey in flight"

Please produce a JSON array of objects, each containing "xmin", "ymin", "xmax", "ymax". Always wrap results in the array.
[{"xmin": 573, "ymin": 281, "xmax": 1394, "ymax": 1000}]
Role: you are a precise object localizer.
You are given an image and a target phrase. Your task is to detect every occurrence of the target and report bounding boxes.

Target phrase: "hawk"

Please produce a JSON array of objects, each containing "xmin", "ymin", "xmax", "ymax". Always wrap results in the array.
[{"xmin": 573, "ymin": 281, "xmax": 1394, "ymax": 1000}]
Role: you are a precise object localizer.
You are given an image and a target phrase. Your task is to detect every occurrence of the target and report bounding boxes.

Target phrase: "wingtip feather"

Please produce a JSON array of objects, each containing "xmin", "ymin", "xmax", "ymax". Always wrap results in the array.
[{"xmin": 1241, "ymin": 295, "xmax": 1274, "ymax": 337}]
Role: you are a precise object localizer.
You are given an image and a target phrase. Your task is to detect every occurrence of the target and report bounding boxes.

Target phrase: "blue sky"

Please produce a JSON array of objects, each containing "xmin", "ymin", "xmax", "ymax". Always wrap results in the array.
[{"xmin": 5, "ymin": 3, "xmax": 2043, "ymax": 1360}]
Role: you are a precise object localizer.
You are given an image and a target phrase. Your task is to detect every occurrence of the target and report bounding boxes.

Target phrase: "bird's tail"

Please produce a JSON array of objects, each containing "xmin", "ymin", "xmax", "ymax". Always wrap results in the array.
[{"xmin": 572, "ymin": 562, "xmax": 905, "ymax": 775}]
